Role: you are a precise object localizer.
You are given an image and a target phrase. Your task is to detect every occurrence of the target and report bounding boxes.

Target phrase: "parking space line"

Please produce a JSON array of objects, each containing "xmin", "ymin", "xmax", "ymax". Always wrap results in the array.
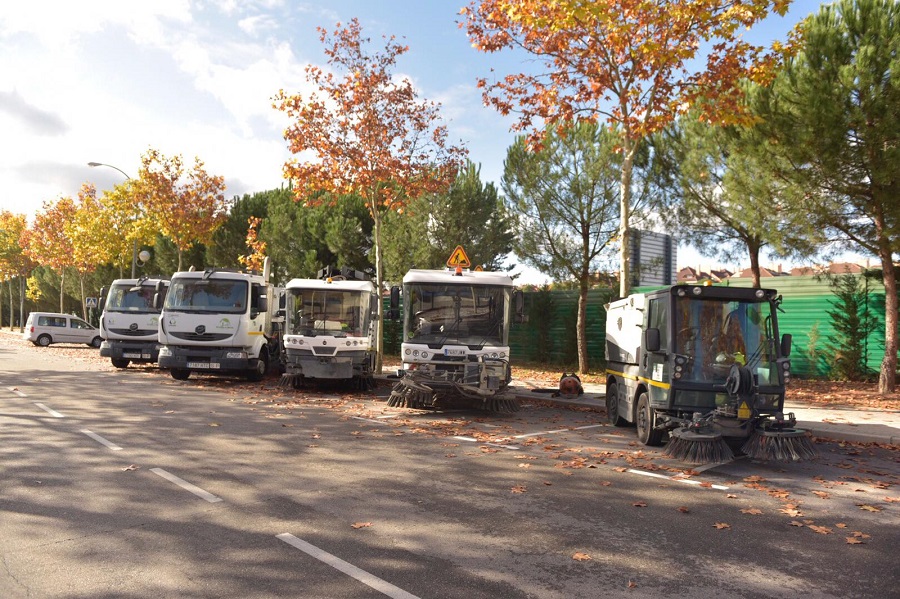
[
  {"xmin": 513, "ymin": 424, "xmax": 605, "ymax": 439},
  {"xmin": 276, "ymin": 533, "xmax": 420, "ymax": 599},
  {"xmin": 150, "ymin": 468, "xmax": 223, "ymax": 503},
  {"xmin": 628, "ymin": 468, "xmax": 730, "ymax": 490},
  {"xmin": 81, "ymin": 429, "xmax": 123, "ymax": 451},
  {"xmin": 34, "ymin": 403, "xmax": 64, "ymax": 418},
  {"xmin": 452, "ymin": 436, "xmax": 519, "ymax": 450},
  {"xmin": 6, "ymin": 386, "xmax": 27, "ymax": 397}
]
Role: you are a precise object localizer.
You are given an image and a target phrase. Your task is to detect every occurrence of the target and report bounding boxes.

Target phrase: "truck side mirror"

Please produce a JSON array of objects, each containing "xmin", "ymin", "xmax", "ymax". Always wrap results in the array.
[
  {"xmin": 99, "ymin": 286, "xmax": 108, "ymax": 310},
  {"xmin": 513, "ymin": 290, "xmax": 526, "ymax": 324},
  {"xmin": 781, "ymin": 333, "xmax": 792, "ymax": 358},
  {"xmin": 152, "ymin": 281, "xmax": 165, "ymax": 310},
  {"xmin": 644, "ymin": 328, "xmax": 661, "ymax": 353},
  {"xmin": 257, "ymin": 294, "xmax": 269, "ymax": 313},
  {"xmin": 388, "ymin": 286, "xmax": 400, "ymax": 320}
]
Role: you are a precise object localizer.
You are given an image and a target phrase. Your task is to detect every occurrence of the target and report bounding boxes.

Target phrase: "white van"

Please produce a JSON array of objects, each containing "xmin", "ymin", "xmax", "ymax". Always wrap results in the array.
[{"xmin": 23, "ymin": 312, "xmax": 102, "ymax": 348}]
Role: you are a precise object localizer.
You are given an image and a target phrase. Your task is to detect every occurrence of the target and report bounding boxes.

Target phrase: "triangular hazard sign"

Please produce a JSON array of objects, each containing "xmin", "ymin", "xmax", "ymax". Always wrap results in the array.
[{"xmin": 446, "ymin": 245, "xmax": 471, "ymax": 268}]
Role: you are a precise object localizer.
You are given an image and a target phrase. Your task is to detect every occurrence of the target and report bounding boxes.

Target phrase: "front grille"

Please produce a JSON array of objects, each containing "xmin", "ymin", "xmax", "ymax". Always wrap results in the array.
[
  {"xmin": 110, "ymin": 328, "xmax": 156, "ymax": 336},
  {"xmin": 170, "ymin": 332, "xmax": 232, "ymax": 342},
  {"xmin": 312, "ymin": 346, "xmax": 337, "ymax": 356}
]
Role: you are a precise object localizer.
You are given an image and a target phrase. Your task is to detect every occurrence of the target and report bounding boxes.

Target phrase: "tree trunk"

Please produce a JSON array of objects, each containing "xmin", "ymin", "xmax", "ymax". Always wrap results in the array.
[
  {"xmin": 18, "ymin": 276, "xmax": 25, "ymax": 332},
  {"xmin": 372, "ymin": 207, "xmax": 384, "ymax": 375},
  {"xmin": 748, "ymin": 244, "xmax": 762, "ymax": 289},
  {"xmin": 177, "ymin": 248, "xmax": 183, "ymax": 272},
  {"xmin": 59, "ymin": 269, "xmax": 65, "ymax": 313},
  {"xmin": 618, "ymin": 138, "xmax": 635, "ymax": 299},
  {"xmin": 577, "ymin": 279, "xmax": 589, "ymax": 374},
  {"xmin": 80, "ymin": 274, "xmax": 87, "ymax": 321},
  {"xmin": 878, "ymin": 247, "xmax": 897, "ymax": 394}
]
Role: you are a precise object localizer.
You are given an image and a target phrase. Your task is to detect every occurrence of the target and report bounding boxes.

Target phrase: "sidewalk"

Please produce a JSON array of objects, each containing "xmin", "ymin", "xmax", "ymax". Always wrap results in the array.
[{"xmin": 509, "ymin": 380, "xmax": 900, "ymax": 447}]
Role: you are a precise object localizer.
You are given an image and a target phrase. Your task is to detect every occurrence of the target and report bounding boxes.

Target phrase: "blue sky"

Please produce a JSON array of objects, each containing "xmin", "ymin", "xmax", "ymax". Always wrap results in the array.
[{"xmin": 0, "ymin": 0, "xmax": 829, "ymax": 282}]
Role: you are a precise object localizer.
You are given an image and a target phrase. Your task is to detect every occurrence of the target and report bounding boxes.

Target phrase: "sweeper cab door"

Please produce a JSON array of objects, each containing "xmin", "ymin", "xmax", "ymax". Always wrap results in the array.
[{"xmin": 639, "ymin": 295, "xmax": 672, "ymax": 409}]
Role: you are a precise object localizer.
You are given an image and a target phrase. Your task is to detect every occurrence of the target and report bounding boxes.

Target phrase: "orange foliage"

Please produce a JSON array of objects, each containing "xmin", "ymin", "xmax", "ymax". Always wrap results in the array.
[{"xmin": 239, "ymin": 216, "xmax": 267, "ymax": 272}]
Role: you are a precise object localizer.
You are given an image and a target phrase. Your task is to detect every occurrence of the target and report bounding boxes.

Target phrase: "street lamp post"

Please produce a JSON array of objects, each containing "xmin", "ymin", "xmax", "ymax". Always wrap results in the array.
[{"xmin": 87, "ymin": 161, "xmax": 140, "ymax": 278}]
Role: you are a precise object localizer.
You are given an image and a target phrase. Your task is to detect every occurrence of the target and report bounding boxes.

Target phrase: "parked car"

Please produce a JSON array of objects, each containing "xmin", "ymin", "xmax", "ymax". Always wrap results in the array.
[{"xmin": 23, "ymin": 312, "xmax": 102, "ymax": 348}]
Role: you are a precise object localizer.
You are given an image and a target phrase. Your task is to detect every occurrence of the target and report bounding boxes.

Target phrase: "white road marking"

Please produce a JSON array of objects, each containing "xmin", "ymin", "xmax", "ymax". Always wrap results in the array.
[
  {"xmin": 150, "ymin": 468, "xmax": 223, "ymax": 503},
  {"xmin": 352, "ymin": 416, "xmax": 391, "ymax": 425},
  {"xmin": 513, "ymin": 424, "xmax": 605, "ymax": 439},
  {"xmin": 451, "ymin": 436, "xmax": 519, "ymax": 450},
  {"xmin": 628, "ymin": 468, "xmax": 730, "ymax": 490},
  {"xmin": 6, "ymin": 386, "xmax": 27, "ymax": 397},
  {"xmin": 80, "ymin": 429, "xmax": 122, "ymax": 451},
  {"xmin": 276, "ymin": 533, "xmax": 420, "ymax": 599},
  {"xmin": 34, "ymin": 403, "xmax": 64, "ymax": 418}
]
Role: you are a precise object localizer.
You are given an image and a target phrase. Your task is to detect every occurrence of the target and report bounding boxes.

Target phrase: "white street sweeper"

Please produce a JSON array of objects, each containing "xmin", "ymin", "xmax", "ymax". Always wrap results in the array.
[
  {"xmin": 605, "ymin": 283, "xmax": 815, "ymax": 463},
  {"xmin": 280, "ymin": 266, "xmax": 378, "ymax": 390},
  {"xmin": 387, "ymin": 247, "xmax": 523, "ymax": 412}
]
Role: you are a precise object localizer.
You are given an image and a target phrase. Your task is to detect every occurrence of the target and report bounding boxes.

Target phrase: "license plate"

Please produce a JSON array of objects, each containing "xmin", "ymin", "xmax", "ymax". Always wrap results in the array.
[
  {"xmin": 187, "ymin": 361, "xmax": 220, "ymax": 369},
  {"xmin": 444, "ymin": 348, "xmax": 466, "ymax": 357},
  {"xmin": 123, "ymin": 353, "xmax": 141, "ymax": 358}
]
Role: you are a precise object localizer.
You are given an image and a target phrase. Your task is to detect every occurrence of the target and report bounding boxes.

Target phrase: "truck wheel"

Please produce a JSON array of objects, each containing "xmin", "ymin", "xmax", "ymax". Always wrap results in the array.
[
  {"xmin": 247, "ymin": 354, "xmax": 268, "ymax": 382},
  {"xmin": 606, "ymin": 382, "xmax": 628, "ymax": 427},
  {"xmin": 171, "ymin": 369, "xmax": 191, "ymax": 381},
  {"xmin": 111, "ymin": 358, "xmax": 130, "ymax": 369},
  {"xmin": 636, "ymin": 392, "xmax": 664, "ymax": 446},
  {"xmin": 37, "ymin": 334, "xmax": 52, "ymax": 347}
]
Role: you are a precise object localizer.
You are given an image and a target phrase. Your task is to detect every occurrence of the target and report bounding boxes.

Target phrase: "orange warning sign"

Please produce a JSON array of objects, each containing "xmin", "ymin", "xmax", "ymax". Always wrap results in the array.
[{"xmin": 446, "ymin": 245, "xmax": 471, "ymax": 268}]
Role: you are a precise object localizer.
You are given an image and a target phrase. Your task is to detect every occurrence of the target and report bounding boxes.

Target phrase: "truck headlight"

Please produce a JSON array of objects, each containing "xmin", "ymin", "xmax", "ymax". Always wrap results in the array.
[{"xmin": 159, "ymin": 346, "xmax": 172, "ymax": 357}]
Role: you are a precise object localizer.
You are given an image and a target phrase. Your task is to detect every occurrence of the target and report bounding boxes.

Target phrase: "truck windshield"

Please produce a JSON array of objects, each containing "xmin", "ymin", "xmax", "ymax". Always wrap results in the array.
[
  {"xmin": 404, "ymin": 283, "xmax": 509, "ymax": 347},
  {"xmin": 287, "ymin": 289, "xmax": 370, "ymax": 337},
  {"xmin": 104, "ymin": 284, "xmax": 160, "ymax": 313},
  {"xmin": 674, "ymin": 296, "xmax": 779, "ymax": 385},
  {"xmin": 165, "ymin": 279, "xmax": 248, "ymax": 314}
]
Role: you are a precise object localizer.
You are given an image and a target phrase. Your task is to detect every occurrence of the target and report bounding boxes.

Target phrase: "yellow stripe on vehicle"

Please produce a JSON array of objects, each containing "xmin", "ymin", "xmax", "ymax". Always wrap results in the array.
[{"xmin": 606, "ymin": 369, "xmax": 671, "ymax": 391}]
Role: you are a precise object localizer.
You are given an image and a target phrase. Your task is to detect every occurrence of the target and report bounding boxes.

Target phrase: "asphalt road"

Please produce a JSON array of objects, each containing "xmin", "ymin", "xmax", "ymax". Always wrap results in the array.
[{"xmin": 1, "ymin": 341, "xmax": 898, "ymax": 599}]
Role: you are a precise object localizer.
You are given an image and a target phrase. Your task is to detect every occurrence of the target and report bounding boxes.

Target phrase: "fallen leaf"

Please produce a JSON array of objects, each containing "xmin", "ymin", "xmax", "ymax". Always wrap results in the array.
[
  {"xmin": 511, "ymin": 485, "xmax": 527, "ymax": 494},
  {"xmin": 678, "ymin": 506, "xmax": 690, "ymax": 513},
  {"xmin": 857, "ymin": 504, "xmax": 882, "ymax": 512},
  {"xmin": 518, "ymin": 463, "xmax": 531, "ymax": 469},
  {"xmin": 744, "ymin": 475, "xmax": 767, "ymax": 483},
  {"xmin": 714, "ymin": 522, "xmax": 731, "ymax": 530},
  {"xmin": 633, "ymin": 502, "xmax": 647, "ymax": 508},
  {"xmin": 351, "ymin": 522, "xmax": 372, "ymax": 529},
  {"xmin": 122, "ymin": 464, "xmax": 139, "ymax": 471},
  {"xmin": 790, "ymin": 521, "xmax": 805, "ymax": 527},
  {"xmin": 851, "ymin": 531, "xmax": 871, "ymax": 539},
  {"xmin": 543, "ymin": 481, "xmax": 553, "ymax": 486},
  {"xmin": 209, "ymin": 422, "xmax": 220, "ymax": 427},
  {"xmin": 614, "ymin": 467, "xmax": 628, "ymax": 473},
  {"xmin": 627, "ymin": 580, "xmax": 637, "ymax": 588},
  {"xmin": 572, "ymin": 552, "xmax": 592, "ymax": 561},
  {"xmin": 741, "ymin": 508, "xmax": 763, "ymax": 515},
  {"xmin": 812, "ymin": 491, "xmax": 830, "ymax": 499},
  {"xmin": 726, "ymin": 494, "xmax": 738, "ymax": 499},
  {"xmin": 846, "ymin": 537, "xmax": 864, "ymax": 544},
  {"xmin": 836, "ymin": 523, "xmax": 847, "ymax": 529},
  {"xmin": 808, "ymin": 525, "xmax": 832, "ymax": 535}
]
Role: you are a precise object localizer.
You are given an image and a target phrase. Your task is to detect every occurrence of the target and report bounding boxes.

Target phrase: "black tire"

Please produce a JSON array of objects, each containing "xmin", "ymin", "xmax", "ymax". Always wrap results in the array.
[
  {"xmin": 111, "ymin": 358, "xmax": 130, "ymax": 369},
  {"xmin": 636, "ymin": 392, "xmax": 664, "ymax": 446},
  {"xmin": 170, "ymin": 368, "xmax": 191, "ymax": 381},
  {"xmin": 247, "ymin": 353, "xmax": 268, "ymax": 382},
  {"xmin": 606, "ymin": 381, "xmax": 629, "ymax": 427},
  {"xmin": 89, "ymin": 336, "xmax": 102, "ymax": 348},
  {"xmin": 37, "ymin": 334, "xmax": 51, "ymax": 347}
]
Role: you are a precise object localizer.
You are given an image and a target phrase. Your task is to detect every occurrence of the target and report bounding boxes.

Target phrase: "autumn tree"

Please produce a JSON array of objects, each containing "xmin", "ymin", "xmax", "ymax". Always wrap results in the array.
[
  {"xmin": 207, "ymin": 191, "xmax": 270, "ymax": 270},
  {"xmin": 750, "ymin": 0, "xmax": 900, "ymax": 393},
  {"xmin": 0, "ymin": 211, "xmax": 34, "ymax": 330},
  {"xmin": 503, "ymin": 121, "xmax": 623, "ymax": 373},
  {"xmin": 274, "ymin": 18, "xmax": 467, "ymax": 372},
  {"xmin": 67, "ymin": 184, "xmax": 111, "ymax": 319},
  {"xmin": 462, "ymin": 0, "xmax": 794, "ymax": 298},
  {"xmin": 21, "ymin": 197, "xmax": 78, "ymax": 312},
  {"xmin": 135, "ymin": 148, "xmax": 229, "ymax": 271},
  {"xmin": 238, "ymin": 216, "xmax": 267, "ymax": 273}
]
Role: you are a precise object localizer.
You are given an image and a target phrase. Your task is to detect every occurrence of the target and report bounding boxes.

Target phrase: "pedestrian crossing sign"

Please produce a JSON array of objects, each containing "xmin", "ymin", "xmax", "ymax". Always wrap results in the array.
[
  {"xmin": 446, "ymin": 245, "xmax": 471, "ymax": 268},
  {"xmin": 85, "ymin": 297, "xmax": 98, "ymax": 308}
]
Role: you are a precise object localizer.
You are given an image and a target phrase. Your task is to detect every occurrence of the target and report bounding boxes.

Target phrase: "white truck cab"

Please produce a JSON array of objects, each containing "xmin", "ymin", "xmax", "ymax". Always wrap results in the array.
[
  {"xmin": 99, "ymin": 277, "xmax": 169, "ymax": 368},
  {"xmin": 156, "ymin": 262, "xmax": 281, "ymax": 382}
]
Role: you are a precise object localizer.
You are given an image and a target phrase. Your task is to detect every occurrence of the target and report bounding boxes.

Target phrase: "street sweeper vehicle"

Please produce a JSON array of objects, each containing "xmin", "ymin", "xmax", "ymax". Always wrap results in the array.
[
  {"xmin": 280, "ymin": 266, "xmax": 378, "ymax": 390},
  {"xmin": 387, "ymin": 247, "xmax": 524, "ymax": 412},
  {"xmin": 605, "ymin": 283, "xmax": 816, "ymax": 463},
  {"xmin": 155, "ymin": 259, "xmax": 282, "ymax": 382},
  {"xmin": 99, "ymin": 277, "xmax": 169, "ymax": 368}
]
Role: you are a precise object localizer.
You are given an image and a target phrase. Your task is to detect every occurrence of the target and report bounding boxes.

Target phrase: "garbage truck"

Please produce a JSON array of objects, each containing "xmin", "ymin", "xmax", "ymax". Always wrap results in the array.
[
  {"xmin": 605, "ymin": 283, "xmax": 815, "ymax": 463},
  {"xmin": 99, "ymin": 276, "xmax": 169, "ymax": 368},
  {"xmin": 155, "ymin": 260, "xmax": 282, "ymax": 382},
  {"xmin": 388, "ymin": 248, "xmax": 523, "ymax": 412},
  {"xmin": 280, "ymin": 266, "xmax": 378, "ymax": 389}
]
